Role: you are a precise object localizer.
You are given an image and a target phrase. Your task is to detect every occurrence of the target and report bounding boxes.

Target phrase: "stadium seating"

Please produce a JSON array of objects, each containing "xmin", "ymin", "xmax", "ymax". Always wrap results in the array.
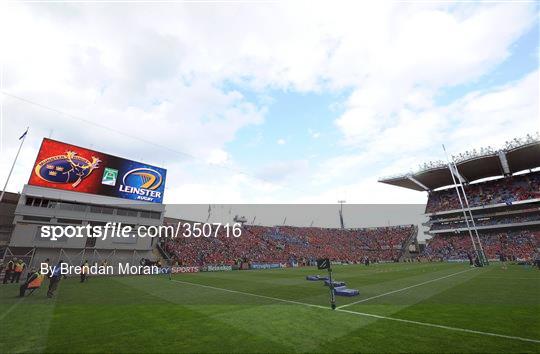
[
  {"xmin": 426, "ymin": 172, "xmax": 540, "ymax": 213},
  {"xmin": 163, "ymin": 224, "xmax": 414, "ymax": 266},
  {"xmin": 429, "ymin": 213, "xmax": 540, "ymax": 230},
  {"xmin": 422, "ymin": 230, "xmax": 540, "ymax": 261}
]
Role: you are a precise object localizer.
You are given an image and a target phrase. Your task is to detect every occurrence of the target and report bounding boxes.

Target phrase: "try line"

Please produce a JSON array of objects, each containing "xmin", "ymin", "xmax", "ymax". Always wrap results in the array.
[{"xmin": 169, "ymin": 271, "xmax": 540, "ymax": 344}]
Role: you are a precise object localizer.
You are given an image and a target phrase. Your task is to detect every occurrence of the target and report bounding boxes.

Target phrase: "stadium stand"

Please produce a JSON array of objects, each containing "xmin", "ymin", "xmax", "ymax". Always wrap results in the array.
[
  {"xmin": 162, "ymin": 224, "xmax": 416, "ymax": 266},
  {"xmin": 379, "ymin": 134, "xmax": 540, "ymax": 263},
  {"xmin": 425, "ymin": 172, "xmax": 540, "ymax": 213},
  {"xmin": 423, "ymin": 230, "xmax": 540, "ymax": 261},
  {"xmin": 429, "ymin": 211, "xmax": 540, "ymax": 230}
]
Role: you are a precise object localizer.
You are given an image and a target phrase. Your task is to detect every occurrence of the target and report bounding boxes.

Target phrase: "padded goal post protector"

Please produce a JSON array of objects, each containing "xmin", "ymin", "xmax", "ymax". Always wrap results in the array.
[
  {"xmin": 324, "ymin": 280, "xmax": 346, "ymax": 287},
  {"xmin": 333, "ymin": 286, "xmax": 360, "ymax": 297},
  {"xmin": 305, "ymin": 275, "xmax": 330, "ymax": 281}
]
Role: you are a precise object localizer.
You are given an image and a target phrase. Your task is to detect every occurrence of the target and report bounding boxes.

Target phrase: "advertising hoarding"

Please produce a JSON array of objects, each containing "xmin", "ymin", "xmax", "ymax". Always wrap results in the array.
[
  {"xmin": 28, "ymin": 138, "xmax": 167, "ymax": 203},
  {"xmin": 171, "ymin": 266, "xmax": 200, "ymax": 273}
]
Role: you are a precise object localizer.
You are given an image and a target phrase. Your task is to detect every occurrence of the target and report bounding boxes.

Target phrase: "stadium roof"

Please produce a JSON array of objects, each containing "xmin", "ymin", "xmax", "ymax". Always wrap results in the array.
[{"xmin": 378, "ymin": 134, "xmax": 540, "ymax": 192}]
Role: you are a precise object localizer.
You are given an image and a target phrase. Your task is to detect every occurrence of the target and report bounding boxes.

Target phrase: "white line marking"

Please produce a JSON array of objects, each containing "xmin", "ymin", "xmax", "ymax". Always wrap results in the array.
[
  {"xmin": 170, "ymin": 274, "xmax": 540, "ymax": 344},
  {"xmin": 476, "ymin": 276, "xmax": 540, "ymax": 280},
  {"xmin": 337, "ymin": 268, "xmax": 476, "ymax": 309},
  {"xmin": 0, "ymin": 297, "xmax": 25, "ymax": 321},
  {"xmin": 336, "ymin": 308, "xmax": 540, "ymax": 344},
  {"xmin": 171, "ymin": 279, "xmax": 328, "ymax": 310}
]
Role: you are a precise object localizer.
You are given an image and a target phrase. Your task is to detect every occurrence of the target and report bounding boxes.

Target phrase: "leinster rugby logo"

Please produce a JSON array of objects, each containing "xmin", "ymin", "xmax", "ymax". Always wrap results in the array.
[
  {"xmin": 34, "ymin": 151, "xmax": 101, "ymax": 188},
  {"xmin": 119, "ymin": 168, "xmax": 163, "ymax": 201}
]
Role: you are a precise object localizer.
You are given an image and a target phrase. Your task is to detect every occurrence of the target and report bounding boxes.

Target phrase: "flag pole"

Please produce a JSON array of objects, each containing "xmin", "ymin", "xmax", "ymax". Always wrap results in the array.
[{"xmin": 0, "ymin": 127, "xmax": 28, "ymax": 203}]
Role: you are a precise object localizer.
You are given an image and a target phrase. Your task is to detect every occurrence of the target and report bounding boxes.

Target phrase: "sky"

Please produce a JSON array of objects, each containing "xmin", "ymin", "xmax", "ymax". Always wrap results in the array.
[{"xmin": 0, "ymin": 1, "xmax": 538, "ymax": 207}]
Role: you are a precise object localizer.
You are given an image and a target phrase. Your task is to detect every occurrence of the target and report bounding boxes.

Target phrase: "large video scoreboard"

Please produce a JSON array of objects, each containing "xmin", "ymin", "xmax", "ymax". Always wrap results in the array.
[{"xmin": 28, "ymin": 138, "xmax": 167, "ymax": 203}]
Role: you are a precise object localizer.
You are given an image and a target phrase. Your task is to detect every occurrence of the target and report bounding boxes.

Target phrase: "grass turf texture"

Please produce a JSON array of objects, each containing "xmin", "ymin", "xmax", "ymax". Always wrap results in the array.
[{"xmin": 0, "ymin": 262, "xmax": 539, "ymax": 353}]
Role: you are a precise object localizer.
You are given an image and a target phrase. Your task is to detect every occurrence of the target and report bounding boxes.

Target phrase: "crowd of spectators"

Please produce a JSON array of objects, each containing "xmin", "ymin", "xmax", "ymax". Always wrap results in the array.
[
  {"xmin": 422, "ymin": 230, "xmax": 540, "ymax": 261},
  {"xmin": 429, "ymin": 212, "xmax": 540, "ymax": 231},
  {"xmin": 162, "ymin": 225, "xmax": 415, "ymax": 266},
  {"xmin": 426, "ymin": 172, "xmax": 540, "ymax": 213}
]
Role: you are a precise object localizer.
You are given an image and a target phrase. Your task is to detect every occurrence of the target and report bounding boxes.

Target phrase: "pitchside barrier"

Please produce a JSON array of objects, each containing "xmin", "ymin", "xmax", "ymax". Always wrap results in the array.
[
  {"xmin": 203, "ymin": 265, "xmax": 233, "ymax": 272},
  {"xmin": 169, "ymin": 263, "xmax": 292, "ymax": 273},
  {"xmin": 250, "ymin": 263, "xmax": 288, "ymax": 270},
  {"xmin": 169, "ymin": 265, "xmax": 233, "ymax": 274}
]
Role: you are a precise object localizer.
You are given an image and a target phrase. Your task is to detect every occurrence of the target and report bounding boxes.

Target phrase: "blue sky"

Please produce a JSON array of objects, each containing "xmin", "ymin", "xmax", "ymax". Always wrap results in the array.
[
  {"xmin": 0, "ymin": 2, "xmax": 538, "ymax": 206},
  {"xmin": 435, "ymin": 25, "xmax": 539, "ymax": 105},
  {"xmin": 227, "ymin": 88, "xmax": 347, "ymax": 168}
]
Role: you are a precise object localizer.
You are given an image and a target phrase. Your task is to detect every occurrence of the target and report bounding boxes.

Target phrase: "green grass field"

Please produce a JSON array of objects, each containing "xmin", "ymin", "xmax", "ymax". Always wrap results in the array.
[{"xmin": 1, "ymin": 262, "xmax": 539, "ymax": 353}]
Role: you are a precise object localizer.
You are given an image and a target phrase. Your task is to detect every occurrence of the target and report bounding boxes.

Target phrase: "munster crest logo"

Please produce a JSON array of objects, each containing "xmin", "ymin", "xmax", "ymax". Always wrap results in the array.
[{"xmin": 34, "ymin": 151, "xmax": 101, "ymax": 188}]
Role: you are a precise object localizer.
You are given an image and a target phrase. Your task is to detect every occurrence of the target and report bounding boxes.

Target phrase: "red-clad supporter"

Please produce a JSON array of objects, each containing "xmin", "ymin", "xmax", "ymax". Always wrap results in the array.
[
  {"xmin": 423, "ymin": 230, "xmax": 540, "ymax": 261},
  {"xmin": 162, "ymin": 225, "xmax": 415, "ymax": 266},
  {"xmin": 426, "ymin": 172, "xmax": 540, "ymax": 213}
]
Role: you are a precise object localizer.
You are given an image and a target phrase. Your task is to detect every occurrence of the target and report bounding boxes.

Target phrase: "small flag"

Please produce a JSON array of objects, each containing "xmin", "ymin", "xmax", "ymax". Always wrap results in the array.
[
  {"xmin": 19, "ymin": 128, "xmax": 28, "ymax": 140},
  {"xmin": 317, "ymin": 258, "xmax": 330, "ymax": 270}
]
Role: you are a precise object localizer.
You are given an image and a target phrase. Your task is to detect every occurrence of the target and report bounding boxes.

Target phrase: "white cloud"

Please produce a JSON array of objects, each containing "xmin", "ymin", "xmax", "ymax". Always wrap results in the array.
[
  {"xmin": 164, "ymin": 161, "xmax": 285, "ymax": 204},
  {"xmin": 308, "ymin": 129, "xmax": 321, "ymax": 139},
  {"xmin": 313, "ymin": 70, "xmax": 539, "ymax": 200},
  {"xmin": 333, "ymin": 3, "xmax": 535, "ymax": 146},
  {"xmin": 300, "ymin": 177, "xmax": 427, "ymax": 205},
  {"xmin": 0, "ymin": 2, "xmax": 537, "ymax": 205},
  {"xmin": 205, "ymin": 149, "xmax": 230, "ymax": 166},
  {"xmin": 444, "ymin": 70, "xmax": 539, "ymax": 150},
  {"xmin": 255, "ymin": 159, "xmax": 309, "ymax": 184}
]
